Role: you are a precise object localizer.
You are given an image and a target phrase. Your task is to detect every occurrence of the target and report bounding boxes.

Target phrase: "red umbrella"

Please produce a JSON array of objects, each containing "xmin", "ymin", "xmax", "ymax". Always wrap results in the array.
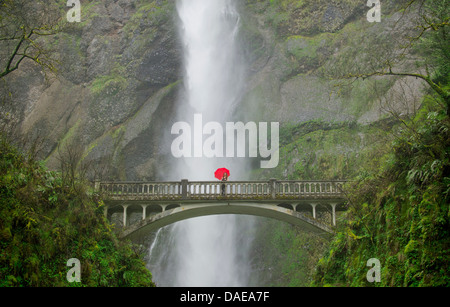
[{"xmin": 214, "ymin": 168, "xmax": 230, "ymax": 180}]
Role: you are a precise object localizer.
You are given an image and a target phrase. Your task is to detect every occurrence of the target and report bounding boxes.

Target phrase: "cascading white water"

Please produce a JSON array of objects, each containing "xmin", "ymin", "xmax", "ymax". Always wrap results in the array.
[{"xmin": 147, "ymin": 0, "xmax": 255, "ymax": 287}]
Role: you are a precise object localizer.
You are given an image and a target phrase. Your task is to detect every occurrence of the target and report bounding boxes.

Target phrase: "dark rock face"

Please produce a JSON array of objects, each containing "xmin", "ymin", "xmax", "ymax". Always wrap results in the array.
[
  {"xmin": 1, "ymin": 0, "xmax": 183, "ymax": 180},
  {"xmin": 136, "ymin": 38, "xmax": 181, "ymax": 86},
  {"xmin": 322, "ymin": 3, "xmax": 345, "ymax": 32}
]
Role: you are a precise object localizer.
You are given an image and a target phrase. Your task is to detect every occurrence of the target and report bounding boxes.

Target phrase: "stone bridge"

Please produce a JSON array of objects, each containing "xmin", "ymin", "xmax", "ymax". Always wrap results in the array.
[{"xmin": 97, "ymin": 179, "xmax": 348, "ymax": 241}]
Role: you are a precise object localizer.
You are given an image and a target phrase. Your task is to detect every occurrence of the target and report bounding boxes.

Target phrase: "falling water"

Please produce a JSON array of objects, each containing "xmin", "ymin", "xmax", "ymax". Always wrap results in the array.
[{"xmin": 147, "ymin": 0, "xmax": 255, "ymax": 286}]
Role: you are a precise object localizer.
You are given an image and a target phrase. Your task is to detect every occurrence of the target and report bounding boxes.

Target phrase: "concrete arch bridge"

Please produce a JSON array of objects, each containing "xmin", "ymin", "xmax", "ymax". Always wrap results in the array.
[{"xmin": 96, "ymin": 179, "xmax": 348, "ymax": 241}]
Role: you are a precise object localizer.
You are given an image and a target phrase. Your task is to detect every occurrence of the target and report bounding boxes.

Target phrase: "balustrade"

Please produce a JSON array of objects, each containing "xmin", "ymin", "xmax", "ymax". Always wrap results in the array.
[{"xmin": 98, "ymin": 180, "xmax": 345, "ymax": 200}]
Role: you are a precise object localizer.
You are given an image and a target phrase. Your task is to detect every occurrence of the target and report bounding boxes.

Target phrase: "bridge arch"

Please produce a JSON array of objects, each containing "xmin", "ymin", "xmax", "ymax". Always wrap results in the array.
[{"xmin": 118, "ymin": 202, "xmax": 339, "ymax": 241}]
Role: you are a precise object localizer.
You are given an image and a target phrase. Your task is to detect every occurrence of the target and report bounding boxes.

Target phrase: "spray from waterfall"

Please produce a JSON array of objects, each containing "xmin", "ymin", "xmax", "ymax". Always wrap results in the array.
[{"xmin": 147, "ymin": 0, "xmax": 255, "ymax": 287}]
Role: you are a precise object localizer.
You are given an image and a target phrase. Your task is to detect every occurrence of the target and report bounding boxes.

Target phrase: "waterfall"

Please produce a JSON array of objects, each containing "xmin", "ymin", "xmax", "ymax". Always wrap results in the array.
[{"xmin": 147, "ymin": 0, "xmax": 255, "ymax": 287}]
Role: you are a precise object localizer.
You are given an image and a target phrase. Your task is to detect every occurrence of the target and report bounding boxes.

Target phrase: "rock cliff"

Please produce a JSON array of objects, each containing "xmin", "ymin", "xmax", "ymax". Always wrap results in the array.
[{"xmin": 2, "ymin": 0, "xmax": 423, "ymax": 180}]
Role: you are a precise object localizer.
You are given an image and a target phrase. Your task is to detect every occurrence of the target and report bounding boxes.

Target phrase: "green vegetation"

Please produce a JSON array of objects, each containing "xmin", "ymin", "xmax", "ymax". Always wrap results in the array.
[
  {"xmin": 251, "ymin": 94, "xmax": 449, "ymax": 287},
  {"xmin": 312, "ymin": 0, "xmax": 450, "ymax": 286},
  {"xmin": 251, "ymin": 0, "xmax": 363, "ymax": 37},
  {"xmin": 90, "ymin": 62, "xmax": 129, "ymax": 97},
  {"xmin": 253, "ymin": 119, "xmax": 395, "ymax": 181},
  {"xmin": 286, "ymin": 34, "xmax": 330, "ymax": 64},
  {"xmin": 312, "ymin": 103, "xmax": 450, "ymax": 286},
  {"xmin": 122, "ymin": 0, "xmax": 174, "ymax": 55},
  {"xmin": 0, "ymin": 137, "xmax": 155, "ymax": 287}
]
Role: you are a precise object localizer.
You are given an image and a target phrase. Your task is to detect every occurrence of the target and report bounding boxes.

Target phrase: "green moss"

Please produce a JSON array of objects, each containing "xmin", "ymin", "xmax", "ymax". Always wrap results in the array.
[
  {"xmin": 78, "ymin": 1, "xmax": 103, "ymax": 28},
  {"xmin": 286, "ymin": 33, "xmax": 331, "ymax": 62},
  {"xmin": 44, "ymin": 119, "xmax": 82, "ymax": 164},
  {"xmin": 89, "ymin": 63, "xmax": 128, "ymax": 97},
  {"xmin": 255, "ymin": 0, "xmax": 362, "ymax": 37},
  {"xmin": 111, "ymin": 125, "xmax": 126, "ymax": 140},
  {"xmin": 81, "ymin": 142, "xmax": 98, "ymax": 162},
  {"xmin": 257, "ymin": 119, "xmax": 393, "ymax": 181},
  {"xmin": 122, "ymin": 0, "xmax": 173, "ymax": 51}
]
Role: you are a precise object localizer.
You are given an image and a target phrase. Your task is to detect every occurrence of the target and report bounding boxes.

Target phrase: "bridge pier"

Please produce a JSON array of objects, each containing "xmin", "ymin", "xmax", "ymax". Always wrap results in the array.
[
  {"xmin": 311, "ymin": 203, "xmax": 317, "ymax": 219},
  {"xmin": 123, "ymin": 204, "xmax": 129, "ymax": 227},
  {"xmin": 331, "ymin": 203, "xmax": 337, "ymax": 226},
  {"xmin": 141, "ymin": 204, "xmax": 147, "ymax": 220}
]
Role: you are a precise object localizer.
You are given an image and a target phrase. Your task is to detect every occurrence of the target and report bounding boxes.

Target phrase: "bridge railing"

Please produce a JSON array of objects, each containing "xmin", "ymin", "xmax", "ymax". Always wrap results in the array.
[
  {"xmin": 98, "ymin": 181, "xmax": 183, "ymax": 198},
  {"xmin": 97, "ymin": 180, "xmax": 346, "ymax": 200},
  {"xmin": 186, "ymin": 181, "xmax": 270, "ymax": 198}
]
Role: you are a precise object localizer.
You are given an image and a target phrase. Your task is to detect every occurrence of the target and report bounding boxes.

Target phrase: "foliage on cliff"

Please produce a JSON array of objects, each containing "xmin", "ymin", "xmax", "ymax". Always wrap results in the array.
[
  {"xmin": 312, "ymin": 0, "xmax": 450, "ymax": 286},
  {"xmin": 0, "ymin": 137, "xmax": 155, "ymax": 287},
  {"xmin": 312, "ymin": 103, "xmax": 450, "ymax": 286}
]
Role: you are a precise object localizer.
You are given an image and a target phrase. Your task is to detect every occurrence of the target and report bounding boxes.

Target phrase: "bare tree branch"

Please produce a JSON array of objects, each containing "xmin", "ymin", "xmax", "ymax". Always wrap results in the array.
[{"xmin": 0, "ymin": 0, "xmax": 63, "ymax": 80}]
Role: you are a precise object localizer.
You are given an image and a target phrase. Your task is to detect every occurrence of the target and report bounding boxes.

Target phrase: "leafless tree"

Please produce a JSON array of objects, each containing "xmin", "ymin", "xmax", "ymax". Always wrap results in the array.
[{"xmin": 0, "ymin": 0, "xmax": 63, "ymax": 80}]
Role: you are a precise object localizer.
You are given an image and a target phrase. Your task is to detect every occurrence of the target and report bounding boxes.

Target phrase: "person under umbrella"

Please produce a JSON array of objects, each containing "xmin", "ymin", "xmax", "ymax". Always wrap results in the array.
[
  {"xmin": 214, "ymin": 168, "xmax": 230, "ymax": 196},
  {"xmin": 221, "ymin": 172, "xmax": 228, "ymax": 196}
]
